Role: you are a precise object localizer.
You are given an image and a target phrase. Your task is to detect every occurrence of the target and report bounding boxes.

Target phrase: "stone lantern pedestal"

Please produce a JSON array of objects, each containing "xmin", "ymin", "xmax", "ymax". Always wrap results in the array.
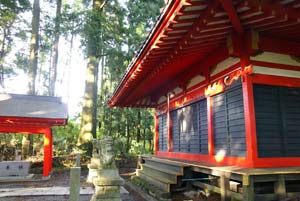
[
  {"xmin": 90, "ymin": 136, "xmax": 124, "ymax": 201},
  {"xmin": 87, "ymin": 139, "xmax": 100, "ymax": 183},
  {"xmin": 91, "ymin": 168, "xmax": 124, "ymax": 201},
  {"xmin": 87, "ymin": 157, "xmax": 100, "ymax": 183}
]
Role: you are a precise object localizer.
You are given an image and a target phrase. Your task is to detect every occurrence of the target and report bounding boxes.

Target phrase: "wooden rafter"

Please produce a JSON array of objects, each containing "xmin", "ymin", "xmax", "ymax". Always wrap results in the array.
[
  {"xmin": 246, "ymin": 0, "xmax": 300, "ymax": 22},
  {"xmin": 126, "ymin": 1, "xmax": 220, "ymax": 103},
  {"xmin": 220, "ymin": 0, "xmax": 244, "ymax": 34},
  {"xmin": 152, "ymin": 45, "xmax": 229, "ymax": 100}
]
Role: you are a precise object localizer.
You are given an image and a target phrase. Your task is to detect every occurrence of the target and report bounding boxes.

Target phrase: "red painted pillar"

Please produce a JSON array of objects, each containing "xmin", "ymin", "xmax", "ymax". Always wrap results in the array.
[
  {"xmin": 167, "ymin": 93, "xmax": 173, "ymax": 152},
  {"xmin": 167, "ymin": 109, "xmax": 173, "ymax": 152},
  {"xmin": 154, "ymin": 113, "xmax": 159, "ymax": 154},
  {"xmin": 49, "ymin": 128, "xmax": 53, "ymax": 172},
  {"xmin": 241, "ymin": 57, "xmax": 258, "ymax": 167},
  {"xmin": 207, "ymin": 96, "xmax": 214, "ymax": 159},
  {"xmin": 43, "ymin": 127, "xmax": 52, "ymax": 177}
]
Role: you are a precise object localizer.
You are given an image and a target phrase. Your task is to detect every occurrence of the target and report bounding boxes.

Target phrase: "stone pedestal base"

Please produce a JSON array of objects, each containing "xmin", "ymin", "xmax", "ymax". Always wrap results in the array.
[
  {"xmin": 87, "ymin": 158, "xmax": 100, "ymax": 183},
  {"xmin": 91, "ymin": 169, "xmax": 124, "ymax": 201},
  {"xmin": 87, "ymin": 166, "xmax": 98, "ymax": 183},
  {"xmin": 91, "ymin": 186, "xmax": 122, "ymax": 201},
  {"xmin": 0, "ymin": 161, "xmax": 30, "ymax": 176}
]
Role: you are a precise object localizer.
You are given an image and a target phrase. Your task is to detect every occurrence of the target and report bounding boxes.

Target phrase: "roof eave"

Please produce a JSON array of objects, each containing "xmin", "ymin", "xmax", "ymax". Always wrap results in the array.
[{"xmin": 109, "ymin": 0, "xmax": 179, "ymax": 107}]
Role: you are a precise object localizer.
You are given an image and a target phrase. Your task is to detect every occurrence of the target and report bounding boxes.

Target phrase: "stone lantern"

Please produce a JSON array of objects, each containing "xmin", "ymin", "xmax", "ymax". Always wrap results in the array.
[{"xmin": 91, "ymin": 136, "xmax": 124, "ymax": 201}]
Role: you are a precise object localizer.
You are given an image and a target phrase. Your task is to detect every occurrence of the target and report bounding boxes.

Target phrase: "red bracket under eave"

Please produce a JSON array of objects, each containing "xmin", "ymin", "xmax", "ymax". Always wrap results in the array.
[{"xmin": 0, "ymin": 116, "xmax": 67, "ymax": 127}]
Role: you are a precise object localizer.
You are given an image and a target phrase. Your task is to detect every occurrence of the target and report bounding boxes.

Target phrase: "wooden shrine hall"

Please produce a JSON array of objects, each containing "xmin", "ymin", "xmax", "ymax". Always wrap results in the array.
[
  {"xmin": 0, "ymin": 93, "xmax": 68, "ymax": 177},
  {"xmin": 109, "ymin": 0, "xmax": 300, "ymax": 200}
]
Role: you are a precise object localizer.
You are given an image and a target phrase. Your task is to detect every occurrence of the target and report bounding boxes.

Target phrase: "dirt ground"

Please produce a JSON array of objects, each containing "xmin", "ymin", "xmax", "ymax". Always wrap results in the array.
[
  {"xmin": 0, "ymin": 157, "xmax": 222, "ymax": 201},
  {"xmin": 0, "ymin": 169, "xmax": 146, "ymax": 201}
]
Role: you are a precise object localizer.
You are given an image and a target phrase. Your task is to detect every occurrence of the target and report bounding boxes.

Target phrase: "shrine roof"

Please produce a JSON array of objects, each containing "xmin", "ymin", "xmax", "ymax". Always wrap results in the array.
[
  {"xmin": 0, "ymin": 93, "xmax": 68, "ymax": 126},
  {"xmin": 109, "ymin": 0, "xmax": 300, "ymax": 108}
]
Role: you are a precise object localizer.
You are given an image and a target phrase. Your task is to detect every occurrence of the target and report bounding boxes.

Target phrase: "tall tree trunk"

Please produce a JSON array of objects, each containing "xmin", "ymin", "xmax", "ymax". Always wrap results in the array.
[
  {"xmin": 126, "ymin": 118, "xmax": 130, "ymax": 152},
  {"xmin": 149, "ymin": 138, "xmax": 153, "ymax": 152},
  {"xmin": 0, "ymin": 20, "xmax": 14, "ymax": 88},
  {"xmin": 98, "ymin": 48, "xmax": 105, "ymax": 133},
  {"xmin": 137, "ymin": 110, "xmax": 141, "ymax": 142},
  {"xmin": 66, "ymin": 32, "xmax": 74, "ymax": 103},
  {"xmin": 143, "ymin": 127, "xmax": 146, "ymax": 150},
  {"xmin": 78, "ymin": 0, "xmax": 108, "ymax": 149},
  {"xmin": 78, "ymin": 55, "xmax": 99, "ymax": 145},
  {"xmin": 21, "ymin": 137, "xmax": 29, "ymax": 160},
  {"xmin": 28, "ymin": 0, "xmax": 40, "ymax": 95},
  {"xmin": 49, "ymin": 0, "xmax": 62, "ymax": 96},
  {"xmin": 24, "ymin": 0, "xmax": 40, "ymax": 158},
  {"xmin": 0, "ymin": 28, "xmax": 8, "ymax": 87},
  {"xmin": 92, "ymin": 51, "xmax": 99, "ymax": 138}
]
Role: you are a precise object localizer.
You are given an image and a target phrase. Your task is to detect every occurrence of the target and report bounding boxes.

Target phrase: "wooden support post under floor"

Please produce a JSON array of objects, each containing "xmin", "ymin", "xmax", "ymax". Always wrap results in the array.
[
  {"xmin": 220, "ymin": 174, "xmax": 230, "ymax": 201},
  {"xmin": 243, "ymin": 175, "xmax": 254, "ymax": 201},
  {"xmin": 275, "ymin": 174, "xmax": 286, "ymax": 200}
]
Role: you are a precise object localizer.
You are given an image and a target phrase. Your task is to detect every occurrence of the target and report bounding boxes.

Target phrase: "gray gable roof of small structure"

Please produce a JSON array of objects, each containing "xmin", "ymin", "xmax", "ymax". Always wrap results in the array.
[{"xmin": 0, "ymin": 93, "xmax": 68, "ymax": 119}]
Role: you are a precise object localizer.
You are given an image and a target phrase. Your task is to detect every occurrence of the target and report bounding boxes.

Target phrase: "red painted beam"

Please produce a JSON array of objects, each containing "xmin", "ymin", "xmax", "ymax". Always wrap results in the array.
[
  {"xmin": 259, "ymin": 35, "xmax": 300, "ymax": 56},
  {"xmin": 0, "ymin": 125, "xmax": 47, "ymax": 134},
  {"xmin": 0, "ymin": 116, "xmax": 67, "ymax": 126},
  {"xmin": 251, "ymin": 60, "xmax": 300, "ymax": 71},
  {"xmin": 156, "ymin": 152, "xmax": 300, "ymax": 168},
  {"xmin": 156, "ymin": 151, "xmax": 254, "ymax": 167},
  {"xmin": 220, "ymin": 0, "xmax": 244, "ymax": 34},
  {"xmin": 252, "ymin": 74, "xmax": 300, "ymax": 88},
  {"xmin": 255, "ymin": 157, "xmax": 300, "ymax": 168}
]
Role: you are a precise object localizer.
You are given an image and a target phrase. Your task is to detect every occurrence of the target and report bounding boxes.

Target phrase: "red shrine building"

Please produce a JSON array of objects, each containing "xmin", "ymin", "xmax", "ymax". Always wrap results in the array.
[
  {"xmin": 110, "ymin": 0, "xmax": 300, "ymax": 200},
  {"xmin": 110, "ymin": 0, "xmax": 300, "ymax": 168},
  {"xmin": 0, "ymin": 93, "xmax": 68, "ymax": 177}
]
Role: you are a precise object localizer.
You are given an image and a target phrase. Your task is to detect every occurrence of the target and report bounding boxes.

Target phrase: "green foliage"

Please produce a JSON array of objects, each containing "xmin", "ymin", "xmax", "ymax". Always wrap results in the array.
[
  {"xmin": 60, "ymin": 3, "xmax": 85, "ymax": 38},
  {"xmin": 129, "ymin": 140, "xmax": 153, "ymax": 155},
  {"xmin": 52, "ymin": 119, "xmax": 80, "ymax": 155},
  {"xmin": 126, "ymin": 0, "xmax": 164, "ymax": 57},
  {"xmin": 0, "ymin": 133, "xmax": 22, "ymax": 148},
  {"xmin": 1, "ymin": 0, "xmax": 165, "ymax": 158},
  {"xmin": 94, "ymin": 0, "xmax": 164, "ymax": 156},
  {"xmin": 0, "ymin": 119, "xmax": 81, "ymax": 159},
  {"xmin": 0, "ymin": 0, "xmax": 30, "ymax": 28},
  {"xmin": 0, "ymin": 0, "xmax": 31, "ymax": 85},
  {"xmin": 14, "ymin": 52, "xmax": 29, "ymax": 73},
  {"xmin": 0, "ymin": 0, "xmax": 30, "ymax": 10}
]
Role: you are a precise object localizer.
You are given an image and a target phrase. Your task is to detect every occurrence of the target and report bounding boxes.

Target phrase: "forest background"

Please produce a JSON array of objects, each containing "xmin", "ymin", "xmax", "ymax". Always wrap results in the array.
[{"xmin": 0, "ymin": 0, "xmax": 166, "ymax": 160}]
